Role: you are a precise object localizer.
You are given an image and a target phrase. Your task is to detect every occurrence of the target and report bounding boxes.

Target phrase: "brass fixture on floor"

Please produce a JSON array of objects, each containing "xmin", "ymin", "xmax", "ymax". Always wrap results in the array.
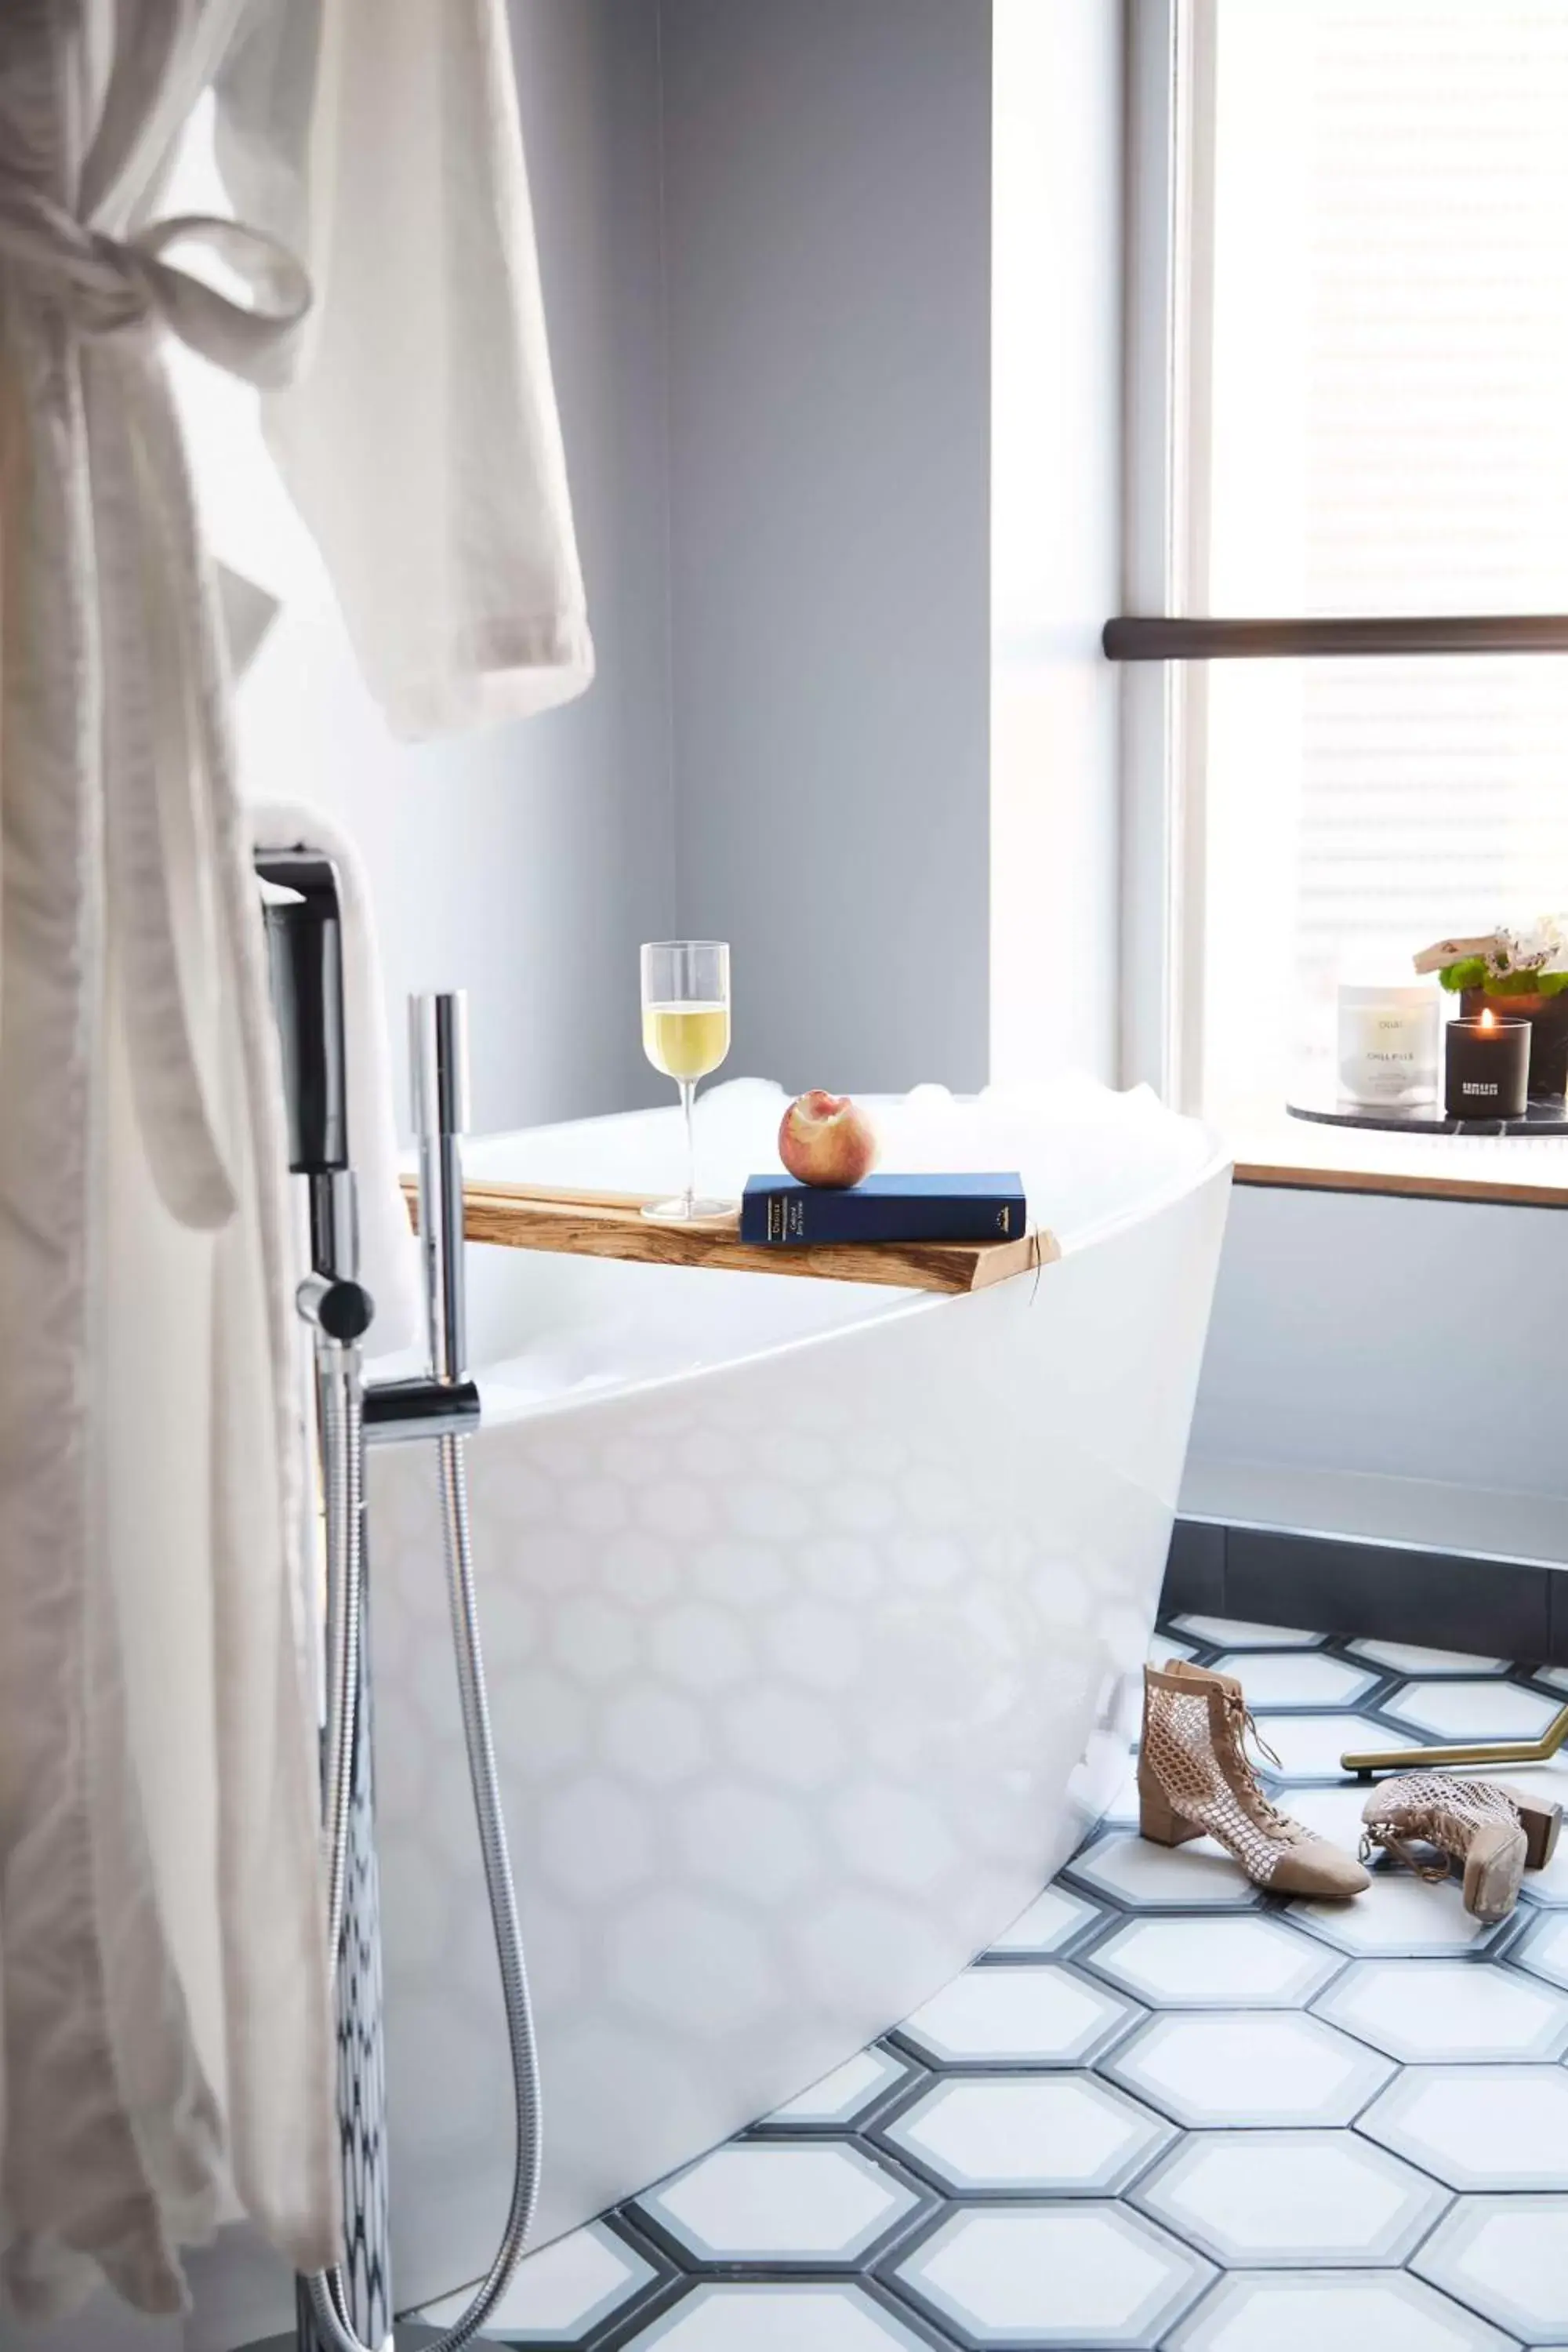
[{"xmin": 1342, "ymin": 1699, "xmax": 1568, "ymax": 1780}]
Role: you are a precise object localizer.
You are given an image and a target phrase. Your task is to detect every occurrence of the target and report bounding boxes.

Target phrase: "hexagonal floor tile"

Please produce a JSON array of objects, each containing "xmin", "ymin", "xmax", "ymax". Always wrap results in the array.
[
  {"xmin": 985, "ymin": 1878, "xmax": 1103, "ymax": 1957},
  {"xmin": 1347, "ymin": 1639, "xmax": 1509, "ymax": 1679},
  {"xmin": 1413, "ymin": 2194, "xmax": 1568, "ymax": 2345},
  {"xmin": 896, "ymin": 1962, "xmax": 1138, "ymax": 2067},
  {"xmin": 1209, "ymin": 1652, "xmax": 1380, "ymax": 1711},
  {"xmin": 1285, "ymin": 1869, "xmax": 1513, "ymax": 1958},
  {"xmin": 1254, "ymin": 1714, "xmax": 1418, "ymax": 1782},
  {"xmin": 1171, "ymin": 1616, "xmax": 1326, "ymax": 1650},
  {"xmin": 419, "ymin": 2220, "xmax": 657, "ymax": 2344},
  {"xmin": 1066, "ymin": 1829, "xmax": 1261, "ymax": 1912},
  {"xmin": 880, "ymin": 2071, "xmax": 1174, "ymax": 2195},
  {"xmin": 621, "ymin": 2281, "xmax": 932, "ymax": 2349},
  {"xmin": 1357, "ymin": 2063, "xmax": 1568, "ymax": 2189},
  {"xmin": 892, "ymin": 2200, "xmax": 1214, "ymax": 2347},
  {"xmin": 1505, "ymin": 1907, "xmax": 1568, "ymax": 1989},
  {"xmin": 1105, "ymin": 2009, "xmax": 1393, "ymax": 2128},
  {"xmin": 1381, "ymin": 1679, "xmax": 1564, "ymax": 1744},
  {"xmin": 1165, "ymin": 2267, "xmax": 1515, "ymax": 2351},
  {"xmin": 1536, "ymin": 1664, "xmax": 1568, "ymax": 1696},
  {"xmin": 1133, "ymin": 2129, "xmax": 1450, "ymax": 2267},
  {"xmin": 764, "ymin": 2045, "xmax": 910, "ymax": 2129},
  {"xmin": 1275, "ymin": 1779, "xmax": 1381, "ymax": 1853},
  {"xmin": 1312, "ymin": 1956, "xmax": 1568, "ymax": 2062},
  {"xmin": 1084, "ymin": 1913, "xmax": 1342, "ymax": 2009},
  {"xmin": 634, "ymin": 2142, "xmax": 920, "ymax": 2265}
]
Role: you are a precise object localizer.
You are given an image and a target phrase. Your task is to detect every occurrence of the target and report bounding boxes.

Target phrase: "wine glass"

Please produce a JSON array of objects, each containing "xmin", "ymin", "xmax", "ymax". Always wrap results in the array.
[{"xmin": 640, "ymin": 941, "xmax": 731, "ymax": 1220}]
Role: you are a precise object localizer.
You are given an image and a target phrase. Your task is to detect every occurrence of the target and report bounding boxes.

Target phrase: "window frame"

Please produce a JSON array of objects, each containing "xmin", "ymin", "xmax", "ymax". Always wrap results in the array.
[{"xmin": 1115, "ymin": 0, "xmax": 1568, "ymax": 1121}]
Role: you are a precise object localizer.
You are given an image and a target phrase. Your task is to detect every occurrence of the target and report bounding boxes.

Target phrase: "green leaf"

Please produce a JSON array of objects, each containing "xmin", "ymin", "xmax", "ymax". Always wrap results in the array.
[{"xmin": 1438, "ymin": 957, "xmax": 1487, "ymax": 992}]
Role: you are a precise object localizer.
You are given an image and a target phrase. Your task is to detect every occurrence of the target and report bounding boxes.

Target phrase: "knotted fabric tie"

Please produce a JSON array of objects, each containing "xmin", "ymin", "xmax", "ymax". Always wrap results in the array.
[
  {"xmin": 0, "ymin": 183, "xmax": 310, "ymax": 383},
  {"xmin": 0, "ymin": 179, "xmax": 312, "ymax": 1229}
]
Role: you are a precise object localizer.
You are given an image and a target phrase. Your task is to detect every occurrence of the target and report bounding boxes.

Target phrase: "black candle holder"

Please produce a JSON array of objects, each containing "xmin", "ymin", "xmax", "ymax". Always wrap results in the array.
[{"xmin": 1444, "ymin": 1014, "xmax": 1530, "ymax": 1120}]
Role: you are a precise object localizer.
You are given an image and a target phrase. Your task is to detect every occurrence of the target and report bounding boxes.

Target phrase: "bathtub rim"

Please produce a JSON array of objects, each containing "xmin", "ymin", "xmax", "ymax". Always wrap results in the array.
[{"xmin": 465, "ymin": 1138, "xmax": 1234, "ymax": 1436}]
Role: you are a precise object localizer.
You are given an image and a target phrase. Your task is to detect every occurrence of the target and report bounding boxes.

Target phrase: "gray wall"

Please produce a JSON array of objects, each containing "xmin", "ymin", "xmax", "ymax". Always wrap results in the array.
[
  {"xmin": 660, "ymin": 0, "xmax": 995, "ymax": 1095},
  {"xmin": 237, "ymin": 0, "xmax": 675, "ymax": 1136}
]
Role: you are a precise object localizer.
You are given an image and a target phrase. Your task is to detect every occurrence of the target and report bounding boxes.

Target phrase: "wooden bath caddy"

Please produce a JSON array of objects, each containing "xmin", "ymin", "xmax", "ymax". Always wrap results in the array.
[{"xmin": 402, "ymin": 1178, "xmax": 1057, "ymax": 1296}]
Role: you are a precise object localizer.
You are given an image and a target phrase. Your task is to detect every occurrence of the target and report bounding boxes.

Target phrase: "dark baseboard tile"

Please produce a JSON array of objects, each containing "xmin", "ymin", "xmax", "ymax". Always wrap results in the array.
[{"xmin": 1161, "ymin": 1518, "xmax": 1564, "ymax": 1665}]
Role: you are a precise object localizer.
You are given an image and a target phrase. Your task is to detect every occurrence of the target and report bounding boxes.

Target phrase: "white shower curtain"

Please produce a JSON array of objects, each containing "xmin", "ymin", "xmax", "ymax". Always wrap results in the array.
[{"xmin": 0, "ymin": 0, "xmax": 590, "ymax": 2319}]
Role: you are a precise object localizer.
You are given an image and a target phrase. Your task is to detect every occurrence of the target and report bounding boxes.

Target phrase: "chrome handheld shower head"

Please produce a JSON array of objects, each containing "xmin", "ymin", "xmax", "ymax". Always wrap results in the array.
[{"xmin": 410, "ymin": 989, "xmax": 470, "ymax": 1386}]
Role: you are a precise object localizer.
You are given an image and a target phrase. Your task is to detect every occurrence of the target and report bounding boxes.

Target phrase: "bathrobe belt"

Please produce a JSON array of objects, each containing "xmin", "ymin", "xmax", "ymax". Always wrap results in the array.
[{"xmin": 0, "ymin": 183, "xmax": 310, "ymax": 1231}]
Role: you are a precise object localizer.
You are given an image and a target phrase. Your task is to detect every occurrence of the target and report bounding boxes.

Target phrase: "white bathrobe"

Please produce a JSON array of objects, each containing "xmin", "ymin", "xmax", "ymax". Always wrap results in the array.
[{"xmin": 0, "ymin": 0, "xmax": 590, "ymax": 2319}]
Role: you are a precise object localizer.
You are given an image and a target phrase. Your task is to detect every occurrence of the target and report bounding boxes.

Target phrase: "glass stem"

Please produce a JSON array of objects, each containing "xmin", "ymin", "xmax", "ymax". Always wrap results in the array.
[{"xmin": 680, "ymin": 1080, "xmax": 696, "ymax": 1215}]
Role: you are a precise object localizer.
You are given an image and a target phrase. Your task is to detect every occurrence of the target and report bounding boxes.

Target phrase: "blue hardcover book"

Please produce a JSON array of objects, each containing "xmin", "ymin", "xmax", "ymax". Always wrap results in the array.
[{"xmin": 741, "ymin": 1171, "xmax": 1026, "ymax": 1246}]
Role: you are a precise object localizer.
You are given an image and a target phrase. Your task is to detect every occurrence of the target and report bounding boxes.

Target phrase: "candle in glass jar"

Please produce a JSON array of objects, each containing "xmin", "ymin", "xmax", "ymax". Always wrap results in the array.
[
  {"xmin": 1336, "ymin": 984, "xmax": 1440, "ymax": 1106},
  {"xmin": 1444, "ymin": 1007, "xmax": 1530, "ymax": 1120}
]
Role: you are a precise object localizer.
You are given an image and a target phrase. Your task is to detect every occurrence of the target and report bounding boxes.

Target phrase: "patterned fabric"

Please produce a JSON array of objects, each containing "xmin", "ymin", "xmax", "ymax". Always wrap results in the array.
[
  {"xmin": 1142, "ymin": 1676, "xmax": 1313, "ymax": 1886},
  {"xmin": 1363, "ymin": 1773, "xmax": 1524, "ymax": 1880}
]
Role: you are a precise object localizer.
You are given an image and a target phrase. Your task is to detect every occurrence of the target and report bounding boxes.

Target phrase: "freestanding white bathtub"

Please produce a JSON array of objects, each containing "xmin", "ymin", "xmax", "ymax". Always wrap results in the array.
[{"xmin": 365, "ymin": 1080, "xmax": 1230, "ymax": 2313}]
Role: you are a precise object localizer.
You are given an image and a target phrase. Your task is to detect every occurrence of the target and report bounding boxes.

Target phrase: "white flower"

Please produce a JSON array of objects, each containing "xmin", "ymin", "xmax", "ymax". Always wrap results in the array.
[{"xmin": 1501, "ymin": 916, "xmax": 1568, "ymax": 974}]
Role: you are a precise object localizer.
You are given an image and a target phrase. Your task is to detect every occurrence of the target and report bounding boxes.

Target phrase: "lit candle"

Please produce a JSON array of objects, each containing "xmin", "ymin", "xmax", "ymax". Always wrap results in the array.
[{"xmin": 1443, "ymin": 1006, "xmax": 1530, "ymax": 1120}]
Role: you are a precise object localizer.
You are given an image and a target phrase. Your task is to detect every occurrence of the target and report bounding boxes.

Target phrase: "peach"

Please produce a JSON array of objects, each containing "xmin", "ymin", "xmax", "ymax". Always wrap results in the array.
[{"xmin": 778, "ymin": 1091, "xmax": 880, "ymax": 1187}]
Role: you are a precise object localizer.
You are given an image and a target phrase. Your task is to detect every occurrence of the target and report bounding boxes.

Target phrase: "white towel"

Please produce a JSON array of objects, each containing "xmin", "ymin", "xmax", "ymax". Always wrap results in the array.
[{"xmin": 249, "ymin": 803, "xmax": 422, "ymax": 1352}]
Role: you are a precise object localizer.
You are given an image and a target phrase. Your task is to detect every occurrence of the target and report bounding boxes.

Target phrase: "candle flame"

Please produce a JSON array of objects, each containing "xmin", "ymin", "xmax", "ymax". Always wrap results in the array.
[{"xmin": 1480, "ymin": 1007, "xmax": 1496, "ymax": 1031}]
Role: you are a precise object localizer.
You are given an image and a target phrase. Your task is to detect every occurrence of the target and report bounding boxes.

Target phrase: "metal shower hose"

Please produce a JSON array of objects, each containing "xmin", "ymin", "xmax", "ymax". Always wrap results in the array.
[{"xmin": 305, "ymin": 1355, "xmax": 543, "ymax": 2352}]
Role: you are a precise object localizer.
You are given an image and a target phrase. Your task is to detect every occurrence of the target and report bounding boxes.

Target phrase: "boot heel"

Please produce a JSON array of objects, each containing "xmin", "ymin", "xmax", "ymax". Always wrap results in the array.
[
  {"xmin": 1463, "ymin": 1820, "xmax": 1526, "ymax": 1923},
  {"xmin": 1138, "ymin": 1781, "xmax": 1203, "ymax": 1849},
  {"xmin": 1501, "ymin": 1786, "xmax": 1563, "ymax": 1871}
]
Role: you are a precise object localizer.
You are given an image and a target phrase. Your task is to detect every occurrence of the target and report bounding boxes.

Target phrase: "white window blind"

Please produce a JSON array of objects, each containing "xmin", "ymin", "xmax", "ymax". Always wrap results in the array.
[{"xmin": 1196, "ymin": 0, "xmax": 1568, "ymax": 1121}]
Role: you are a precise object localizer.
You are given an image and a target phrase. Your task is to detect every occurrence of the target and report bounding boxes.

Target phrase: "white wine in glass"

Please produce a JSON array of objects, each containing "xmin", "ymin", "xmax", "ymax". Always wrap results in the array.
[{"xmin": 641, "ymin": 940, "xmax": 731, "ymax": 1220}]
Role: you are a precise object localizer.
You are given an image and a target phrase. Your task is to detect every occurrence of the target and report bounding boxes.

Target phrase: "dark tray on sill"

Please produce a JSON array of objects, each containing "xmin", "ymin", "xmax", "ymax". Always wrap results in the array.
[{"xmin": 1287, "ymin": 1095, "xmax": 1568, "ymax": 1138}]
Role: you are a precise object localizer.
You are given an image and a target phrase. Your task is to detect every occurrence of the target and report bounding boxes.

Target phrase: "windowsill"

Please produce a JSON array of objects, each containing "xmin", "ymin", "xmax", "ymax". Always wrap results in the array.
[{"xmin": 1227, "ymin": 1115, "xmax": 1568, "ymax": 1209}]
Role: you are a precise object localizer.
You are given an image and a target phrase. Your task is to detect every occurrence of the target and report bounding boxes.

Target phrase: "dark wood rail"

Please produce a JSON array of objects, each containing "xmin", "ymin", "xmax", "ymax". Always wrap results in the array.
[{"xmin": 1103, "ymin": 615, "xmax": 1568, "ymax": 662}]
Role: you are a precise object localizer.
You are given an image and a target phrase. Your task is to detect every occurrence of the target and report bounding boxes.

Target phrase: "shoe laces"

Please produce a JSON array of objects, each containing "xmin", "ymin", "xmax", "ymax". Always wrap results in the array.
[{"xmin": 1222, "ymin": 1690, "xmax": 1294, "ymax": 1833}]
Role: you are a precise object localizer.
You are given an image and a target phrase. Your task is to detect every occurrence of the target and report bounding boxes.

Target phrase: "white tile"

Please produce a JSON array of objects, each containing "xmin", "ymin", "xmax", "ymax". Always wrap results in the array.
[
  {"xmin": 421, "ymin": 2220, "xmax": 655, "ymax": 2343},
  {"xmin": 1414, "ymin": 2194, "xmax": 1568, "ymax": 2345},
  {"xmin": 1255, "ymin": 1714, "xmax": 1418, "ymax": 1782},
  {"xmin": 882, "ymin": 2072, "xmax": 1174, "ymax": 2195},
  {"xmin": 1514, "ymin": 1908, "xmax": 1568, "ymax": 1990},
  {"xmin": 635, "ymin": 2142, "xmax": 917, "ymax": 2264},
  {"xmin": 1312, "ymin": 1956, "xmax": 1568, "ymax": 2063},
  {"xmin": 987, "ymin": 1879, "xmax": 1102, "ymax": 1956},
  {"xmin": 622, "ymin": 2281, "xmax": 930, "ymax": 2350},
  {"xmin": 1535, "ymin": 1664, "xmax": 1568, "ymax": 1696},
  {"xmin": 1277, "ymin": 1779, "xmax": 1383, "ymax": 1853},
  {"xmin": 895, "ymin": 2201, "xmax": 1214, "ymax": 2347},
  {"xmin": 1287, "ymin": 1870, "xmax": 1513, "ymax": 1959},
  {"xmin": 1105, "ymin": 2009, "xmax": 1393, "ymax": 2129},
  {"xmin": 1382, "ymin": 1679, "xmax": 1565, "ymax": 1744},
  {"xmin": 1067, "ymin": 1828, "xmax": 1261, "ymax": 1912},
  {"xmin": 1133, "ymin": 2129, "xmax": 1451, "ymax": 2267},
  {"xmin": 1172, "ymin": 1617, "xmax": 1327, "ymax": 1650},
  {"xmin": 1209, "ymin": 1652, "xmax": 1379, "ymax": 1711},
  {"xmin": 1087, "ymin": 1915, "xmax": 1342, "ymax": 2009},
  {"xmin": 1358, "ymin": 2063, "xmax": 1568, "ymax": 2190},
  {"xmin": 1348, "ymin": 1640, "xmax": 1509, "ymax": 1679},
  {"xmin": 898, "ymin": 1962, "xmax": 1138, "ymax": 2067},
  {"xmin": 764, "ymin": 2045, "xmax": 908, "ymax": 2127},
  {"xmin": 1166, "ymin": 2268, "xmax": 1516, "ymax": 2352}
]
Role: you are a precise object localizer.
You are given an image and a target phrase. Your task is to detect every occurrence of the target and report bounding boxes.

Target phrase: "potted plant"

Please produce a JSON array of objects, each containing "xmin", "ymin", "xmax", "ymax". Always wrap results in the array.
[{"xmin": 1414, "ymin": 920, "xmax": 1568, "ymax": 1100}]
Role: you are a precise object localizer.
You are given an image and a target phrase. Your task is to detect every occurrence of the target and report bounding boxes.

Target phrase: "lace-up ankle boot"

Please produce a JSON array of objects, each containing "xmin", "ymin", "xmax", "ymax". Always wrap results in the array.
[
  {"xmin": 1138, "ymin": 1660, "xmax": 1370, "ymax": 1897},
  {"xmin": 1360, "ymin": 1772, "xmax": 1562, "ymax": 1923}
]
